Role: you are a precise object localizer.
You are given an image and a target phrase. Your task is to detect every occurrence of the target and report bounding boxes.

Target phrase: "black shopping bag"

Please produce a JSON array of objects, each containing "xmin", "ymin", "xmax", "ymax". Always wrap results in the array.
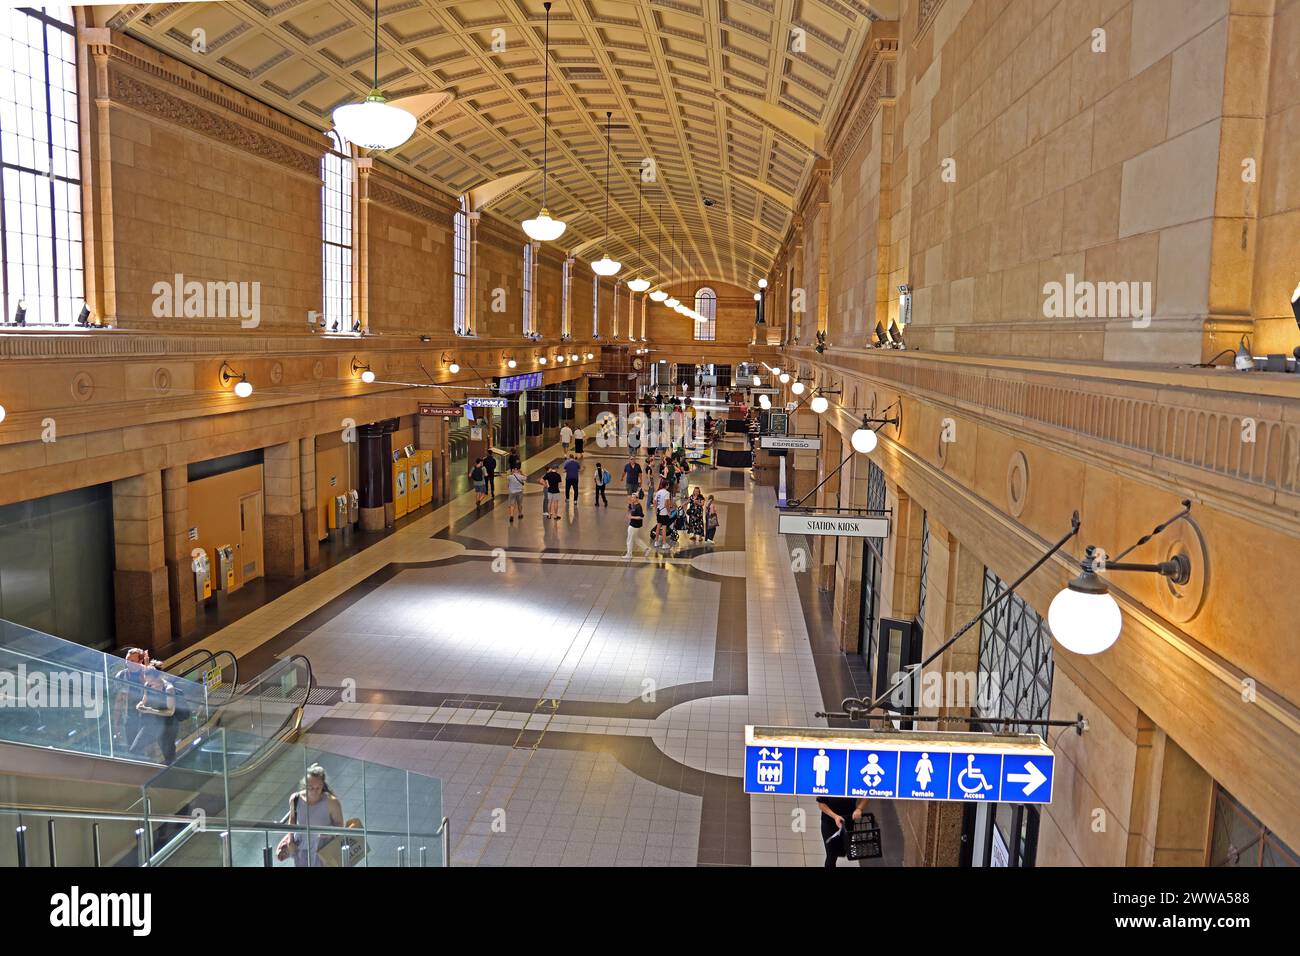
[{"xmin": 846, "ymin": 812, "xmax": 882, "ymax": 860}]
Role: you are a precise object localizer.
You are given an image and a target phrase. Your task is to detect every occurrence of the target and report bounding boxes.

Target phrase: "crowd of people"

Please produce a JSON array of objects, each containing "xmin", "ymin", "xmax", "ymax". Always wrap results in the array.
[{"xmin": 469, "ymin": 423, "xmax": 721, "ymax": 557}]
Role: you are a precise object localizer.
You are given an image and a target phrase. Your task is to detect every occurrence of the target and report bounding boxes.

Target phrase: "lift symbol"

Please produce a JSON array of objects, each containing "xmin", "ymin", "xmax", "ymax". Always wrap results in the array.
[{"xmin": 756, "ymin": 748, "xmax": 784, "ymax": 785}]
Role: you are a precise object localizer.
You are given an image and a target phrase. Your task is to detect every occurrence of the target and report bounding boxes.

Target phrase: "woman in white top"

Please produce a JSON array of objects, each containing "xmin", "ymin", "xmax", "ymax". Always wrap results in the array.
[{"xmin": 278, "ymin": 764, "xmax": 344, "ymax": 867}]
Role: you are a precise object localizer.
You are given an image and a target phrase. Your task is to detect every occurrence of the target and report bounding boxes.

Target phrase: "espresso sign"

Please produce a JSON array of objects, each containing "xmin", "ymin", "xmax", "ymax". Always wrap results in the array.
[
  {"xmin": 761, "ymin": 435, "xmax": 821, "ymax": 450},
  {"xmin": 419, "ymin": 404, "xmax": 464, "ymax": 417},
  {"xmin": 778, "ymin": 512, "xmax": 890, "ymax": 539}
]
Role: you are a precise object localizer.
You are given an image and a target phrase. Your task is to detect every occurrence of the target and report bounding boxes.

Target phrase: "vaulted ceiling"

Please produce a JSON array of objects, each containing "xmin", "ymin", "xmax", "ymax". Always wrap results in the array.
[{"xmin": 98, "ymin": 1, "xmax": 891, "ymax": 287}]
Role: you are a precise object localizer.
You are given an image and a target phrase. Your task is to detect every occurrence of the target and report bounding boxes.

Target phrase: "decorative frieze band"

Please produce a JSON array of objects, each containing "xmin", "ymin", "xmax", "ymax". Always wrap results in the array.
[
  {"xmin": 368, "ymin": 182, "xmax": 451, "ymax": 225},
  {"xmin": 821, "ymin": 353, "xmax": 1300, "ymax": 508},
  {"xmin": 107, "ymin": 69, "xmax": 319, "ymax": 176}
]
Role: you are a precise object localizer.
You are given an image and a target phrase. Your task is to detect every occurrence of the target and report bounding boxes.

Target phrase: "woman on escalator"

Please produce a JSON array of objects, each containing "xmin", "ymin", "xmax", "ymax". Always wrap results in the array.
[{"xmin": 278, "ymin": 764, "xmax": 344, "ymax": 866}]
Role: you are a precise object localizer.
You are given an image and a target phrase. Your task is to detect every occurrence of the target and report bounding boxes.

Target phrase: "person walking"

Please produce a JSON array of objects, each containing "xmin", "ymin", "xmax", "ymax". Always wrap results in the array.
[
  {"xmin": 277, "ymin": 764, "xmax": 345, "ymax": 867},
  {"xmin": 541, "ymin": 465, "xmax": 563, "ymax": 519},
  {"xmin": 562, "ymin": 453, "xmax": 581, "ymax": 505},
  {"xmin": 817, "ymin": 796, "xmax": 868, "ymax": 867},
  {"xmin": 506, "ymin": 465, "xmax": 526, "ymax": 524},
  {"xmin": 623, "ymin": 494, "xmax": 644, "ymax": 559},
  {"xmin": 686, "ymin": 487, "xmax": 705, "ymax": 541},
  {"xmin": 560, "ymin": 423, "xmax": 573, "ymax": 455},
  {"xmin": 652, "ymin": 479, "xmax": 672, "ymax": 549},
  {"xmin": 573, "ymin": 426, "xmax": 585, "ymax": 458},
  {"xmin": 508, "ymin": 446, "xmax": 522, "ymax": 472},
  {"xmin": 704, "ymin": 494, "xmax": 719, "ymax": 543},
  {"xmin": 593, "ymin": 461, "xmax": 610, "ymax": 507},
  {"xmin": 623, "ymin": 456, "xmax": 642, "ymax": 502},
  {"xmin": 483, "ymin": 450, "xmax": 497, "ymax": 496},
  {"xmin": 469, "ymin": 457, "xmax": 488, "ymax": 506}
]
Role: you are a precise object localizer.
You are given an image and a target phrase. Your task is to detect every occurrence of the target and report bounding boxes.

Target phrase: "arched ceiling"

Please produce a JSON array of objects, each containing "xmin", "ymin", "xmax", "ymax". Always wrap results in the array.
[{"xmin": 101, "ymin": 1, "xmax": 889, "ymax": 287}]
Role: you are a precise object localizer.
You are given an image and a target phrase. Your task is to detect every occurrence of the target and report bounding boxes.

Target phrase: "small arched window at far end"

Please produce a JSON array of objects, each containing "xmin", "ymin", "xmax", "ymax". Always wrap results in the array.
[{"xmin": 693, "ymin": 287, "xmax": 717, "ymax": 341}]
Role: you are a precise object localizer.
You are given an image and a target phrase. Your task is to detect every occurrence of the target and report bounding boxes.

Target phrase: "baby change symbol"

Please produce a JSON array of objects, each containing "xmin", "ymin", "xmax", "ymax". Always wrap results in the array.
[{"xmin": 860, "ymin": 754, "xmax": 885, "ymax": 788}]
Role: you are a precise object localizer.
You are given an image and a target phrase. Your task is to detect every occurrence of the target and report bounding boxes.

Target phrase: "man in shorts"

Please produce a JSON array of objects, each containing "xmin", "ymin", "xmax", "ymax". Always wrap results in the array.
[
  {"xmin": 541, "ymin": 465, "xmax": 563, "ymax": 519},
  {"xmin": 506, "ymin": 465, "xmax": 526, "ymax": 523},
  {"xmin": 623, "ymin": 455, "xmax": 642, "ymax": 501},
  {"xmin": 653, "ymin": 481, "xmax": 672, "ymax": 549}
]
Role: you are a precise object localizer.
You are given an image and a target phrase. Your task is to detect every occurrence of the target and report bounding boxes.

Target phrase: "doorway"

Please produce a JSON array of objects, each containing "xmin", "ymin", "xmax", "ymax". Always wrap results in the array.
[
  {"xmin": 962, "ymin": 802, "xmax": 1039, "ymax": 867},
  {"xmin": 238, "ymin": 491, "xmax": 263, "ymax": 587}
]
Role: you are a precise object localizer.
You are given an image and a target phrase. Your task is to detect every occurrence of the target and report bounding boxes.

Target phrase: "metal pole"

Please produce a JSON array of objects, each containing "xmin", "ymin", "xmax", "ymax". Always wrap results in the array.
[
  {"xmin": 419, "ymin": 846, "xmax": 428, "ymax": 868},
  {"xmin": 15, "ymin": 825, "xmax": 27, "ymax": 868},
  {"xmin": 848, "ymin": 512, "xmax": 1081, "ymax": 717},
  {"xmin": 92, "ymin": 823, "xmax": 102, "ymax": 867},
  {"xmin": 134, "ymin": 827, "xmax": 147, "ymax": 867},
  {"xmin": 397, "ymin": 845, "xmax": 406, "ymax": 868},
  {"xmin": 47, "ymin": 818, "xmax": 57, "ymax": 867},
  {"xmin": 262, "ymin": 845, "xmax": 273, "ymax": 868},
  {"xmin": 438, "ymin": 816, "xmax": 450, "ymax": 867},
  {"xmin": 220, "ymin": 829, "xmax": 231, "ymax": 867}
]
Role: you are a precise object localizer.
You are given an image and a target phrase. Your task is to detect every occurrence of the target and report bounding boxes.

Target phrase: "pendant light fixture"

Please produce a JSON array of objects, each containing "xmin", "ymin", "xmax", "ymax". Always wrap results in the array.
[
  {"xmin": 522, "ymin": 3, "xmax": 566, "ymax": 242},
  {"xmin": 591, "ymin": 111, "xmax": 622, "ymax": 276},
  {"xmin": 626, "ymin": 173, "xmax": 651, "ymax": 292},
  {"xmin": 649, "ymin": 202, "xmax": 669, "ymax": 302},
  {"xmin": 332, "ymin": 0, "xmax": 418, "ymax": 150}
]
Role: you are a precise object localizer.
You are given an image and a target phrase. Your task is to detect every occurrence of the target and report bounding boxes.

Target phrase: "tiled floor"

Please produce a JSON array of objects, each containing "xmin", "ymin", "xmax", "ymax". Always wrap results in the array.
[{"xmin": 189, "ymin": 422, "xmax": 902, "ymax": 866}]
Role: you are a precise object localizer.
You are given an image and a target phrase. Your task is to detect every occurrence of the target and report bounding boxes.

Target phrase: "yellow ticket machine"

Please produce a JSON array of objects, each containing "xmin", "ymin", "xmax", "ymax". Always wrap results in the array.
[
  {"xmin": 408, "ymin": 460, "xmax": 422, "ymax": 512},
  {"xmin": 420, "ymin": 450, "xmax": 433, "ymax": 505},
  {"xmin": 192, "ymin": 547, "xmax": 212, "ymax": 602},
  {"xmin": 393, "ymin": 462, "xmax": 408, "ymax": 518},
  {"xmin": 215, "ymin": 545, "xmax": 236, "ymax": 591}
]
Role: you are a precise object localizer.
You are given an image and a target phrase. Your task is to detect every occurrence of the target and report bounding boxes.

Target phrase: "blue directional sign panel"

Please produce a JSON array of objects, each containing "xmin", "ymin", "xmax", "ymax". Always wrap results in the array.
[
  {"xmin": 743, "ymin": 727, "xmax": 1055, "ymax": 804},
  {"xmin": 498, "ymin": 371, "xmax": 543, "ymax": 395}
]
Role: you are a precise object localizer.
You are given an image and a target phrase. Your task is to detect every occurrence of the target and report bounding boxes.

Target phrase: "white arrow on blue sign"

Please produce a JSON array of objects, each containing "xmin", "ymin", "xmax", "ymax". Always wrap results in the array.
[{"xmin": 744, "ymin": 726, "xmax": 1055, "ymax": 804}]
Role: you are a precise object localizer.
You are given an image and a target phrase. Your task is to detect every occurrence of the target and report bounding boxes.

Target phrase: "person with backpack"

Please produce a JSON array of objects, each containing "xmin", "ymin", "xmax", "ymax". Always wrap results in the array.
[
  {"xmin": 593, "ymin": 461, "xmax": 610, "ymax": 507},
  {"xmin": 469, "ymin": 457, "xmax": 487, "ymax": 506}
]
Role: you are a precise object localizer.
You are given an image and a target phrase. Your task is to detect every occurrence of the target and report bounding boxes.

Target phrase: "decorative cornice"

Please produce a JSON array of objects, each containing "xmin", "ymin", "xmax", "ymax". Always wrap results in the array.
[
  {"xmin": 107, "ymin": 69, "xmax": 319, "ymax": 176},
  {"xmin": 92, "ymin": 32, "xmax": 327, "ymax": 157},
  {"xmin": 368, "ymin": 182, "xmax": 451, "ymax": 225},
  {"xmin": 829, "ymin": 46, "xmax": 896, "ymax": 178},
  {"xmin": 916, "ymin": 0, "xmax": 945, "ymax": 42}
]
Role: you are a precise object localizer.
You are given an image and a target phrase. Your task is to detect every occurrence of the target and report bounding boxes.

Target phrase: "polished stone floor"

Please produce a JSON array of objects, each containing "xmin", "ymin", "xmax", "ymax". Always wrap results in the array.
[{"xmin": 182, "ymin": 423, "xmax": 903, "ymax": 866}]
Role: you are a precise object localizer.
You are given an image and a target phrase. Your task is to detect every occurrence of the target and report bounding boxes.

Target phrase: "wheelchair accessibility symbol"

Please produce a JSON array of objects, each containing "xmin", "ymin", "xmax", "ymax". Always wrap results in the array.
[{"xmin": 956, "ymin": 753, "xmax": 996, "ymax": 797}]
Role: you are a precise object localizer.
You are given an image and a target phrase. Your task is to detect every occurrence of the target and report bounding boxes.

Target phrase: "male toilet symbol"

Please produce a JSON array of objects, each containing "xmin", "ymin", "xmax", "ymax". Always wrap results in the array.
[{"xmin": 812, "ymin": 748, "xmax": 830, "ymax": 788}]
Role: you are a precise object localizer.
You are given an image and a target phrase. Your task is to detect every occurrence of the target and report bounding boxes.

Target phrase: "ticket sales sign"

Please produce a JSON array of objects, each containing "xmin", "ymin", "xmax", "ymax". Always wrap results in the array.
[
  {"xmin": 418, "ymin": 404, "xmax": 464, "ymax": 418},
  {"xmin": 743, "ymin": 726, "xmax": 1054, "ymax": 804},
  {"xmin": 778, "ymin": 512, "xmax": 890, "ymax": 538}
]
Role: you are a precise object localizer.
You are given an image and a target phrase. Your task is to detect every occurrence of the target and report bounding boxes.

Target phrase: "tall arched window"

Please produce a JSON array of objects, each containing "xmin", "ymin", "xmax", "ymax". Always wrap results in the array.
[
  {"xmin": 693, "ymin": 287, "xmax": 717, "ymax": 341},
  {"xmin": 452, "ymin": 196, "xmax": 468, "ymax": 334},
  {"xmin": 321, "ymin": 130, "xmax": 353, "ymax": 331},
  {"xmin": 522, "ymin": 243, "xmax": 534, "ymax": 334},
  {"xmin": 1, "ymin": 5, "xmax": 83, "ymax": 326},
  {"xmin": 561, "ymin": 257, "xmax": 571, "ymax": 337}
]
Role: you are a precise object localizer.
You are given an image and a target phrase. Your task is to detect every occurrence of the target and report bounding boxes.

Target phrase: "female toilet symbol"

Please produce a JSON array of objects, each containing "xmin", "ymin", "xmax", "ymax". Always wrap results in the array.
[
  {"xmin": 861, "ymin": 753, "xmax": 885, "ymax": 788},
  {"xmin": 915, "ymin": 752, "xmax": 934, "ymax": 790}
]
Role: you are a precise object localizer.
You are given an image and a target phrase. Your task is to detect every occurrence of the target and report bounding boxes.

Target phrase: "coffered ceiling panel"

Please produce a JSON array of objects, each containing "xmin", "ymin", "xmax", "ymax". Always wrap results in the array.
[{"xmin": 104, "ymin": 0, "xmax": 879, "ymax": 285}]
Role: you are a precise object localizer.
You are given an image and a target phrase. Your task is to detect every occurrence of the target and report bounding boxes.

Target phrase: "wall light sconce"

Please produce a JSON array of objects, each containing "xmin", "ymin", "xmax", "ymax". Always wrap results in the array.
[
  {"xmin": 758, "ymin": 278, "xmax": 768, "ymax": 289},
  {"xmin": 351, "ymin": 357, "xmax": 375, "ymax": 383},
  {"xmin": 585, "ymin": 352, "xmax": 594, "ymax": 360},
  {"xmin": 440, "ymin": 352, "xmax": 460, "ymax": 375},
  {"xmin": 570, "ymin": 353, "xmax": 579, "ymax": 362},
  {"xmin": 759, "ymin": 394, "xmax": 772, "ymax": 410},
  {"xmin": 220, "ymin": 362, "xmax": 253, "ymax": 398},
  {"xmin": 850, "ymin": 401, "xmax": 902, "ymax": 454},
  {"xmin": 538, "ymin": 354, "xmax": 548, "ymax": 365},
  {"xmin": 779, "ymin": 372, "xmax": 790, "ymax": 384},
  {"xmin": 791, "ymin": 380, "xmax": 806, "ymax": 396},
  {"xmin": 507, "ymin": 354, "xmax": 518, "ymax": 369},
  {"xmin": 1049, "ymin": 501, "xmax": 1196, "ymax": 656}
]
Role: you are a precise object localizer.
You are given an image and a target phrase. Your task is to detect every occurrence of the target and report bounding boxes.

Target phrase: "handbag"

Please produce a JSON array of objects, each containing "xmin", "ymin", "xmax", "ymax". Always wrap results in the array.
[{"xmin": 846, "ymin": 812, "xmax": 883, "ymax": 860}]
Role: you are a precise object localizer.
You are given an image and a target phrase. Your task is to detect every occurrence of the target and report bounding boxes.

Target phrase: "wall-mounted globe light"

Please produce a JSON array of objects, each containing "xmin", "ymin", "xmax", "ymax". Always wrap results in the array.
[{"xmin": 810, "ymin": 395, "xmax": 829, "ymax": 414}]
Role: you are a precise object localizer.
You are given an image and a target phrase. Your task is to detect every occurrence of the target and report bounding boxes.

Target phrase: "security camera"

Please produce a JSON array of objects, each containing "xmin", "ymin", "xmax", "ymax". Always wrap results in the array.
[{"xmin": 703, "ymin": 197, "xmax": 715, "ymax": 207}]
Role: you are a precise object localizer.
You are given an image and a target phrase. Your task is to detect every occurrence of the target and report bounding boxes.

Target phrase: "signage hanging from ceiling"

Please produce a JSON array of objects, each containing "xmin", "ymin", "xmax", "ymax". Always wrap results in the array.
[
  {"xmin": 418, "ymin": 404, "xmax": 464, "ymax": 418},
  {"xmin": 466, "ymin": 397, "xmax": 508, "ymax": 408},
  {"xmin": 498, "ymin": 371, "xmax": 543, "ymax": 395},
  {"xmin": 761, "ymin": 434, "xmax": 820, "ymax": 450},
  {"xmin": 743, "ymin": 726, "xmax": 1055, "ymax": 804},
  {"xmin": 778, "ymin": 511, "xmax": 890, "ymax": 538}
]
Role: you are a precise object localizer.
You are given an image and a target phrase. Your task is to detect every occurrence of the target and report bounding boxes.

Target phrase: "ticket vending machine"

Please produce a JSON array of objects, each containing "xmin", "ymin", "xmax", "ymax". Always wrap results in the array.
[
  {"xmin": 393, "ymin": 462, "xmax": 408, "ymax": 519},
  {"xmin": 192, "ymin": 547, "xmax": 212, "ymax": 602},
  {"xmin": 215, "ymin": 545, "xmax": 236, "ymax": 592},
  {"xmin": 408, "ymin": 459, "xmax": 422, "ymax": 513},
  {"xmin": 348, "ymin": 489, "xmax": 359, "ymax": 525},
  {"xmin": 331, "ymin": 494, "xmax": 350, "ymax": 543},
  {"xmin": 419, "ymin": 450, "xmax": 433, "ymax": 505}
]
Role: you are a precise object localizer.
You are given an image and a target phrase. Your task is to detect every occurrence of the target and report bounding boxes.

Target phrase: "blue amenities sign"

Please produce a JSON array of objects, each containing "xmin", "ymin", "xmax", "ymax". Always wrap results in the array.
[
  {"xmin": 466, "ymin": 397, "xmax": 509, "ymax": 408},
  {"xmin": 744, "ymin": 726, "xmax": 1055, "ymax": 804},
  {"xmin": 498, "ymin": 371, "xmax": 542, "ymax": 395}
]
